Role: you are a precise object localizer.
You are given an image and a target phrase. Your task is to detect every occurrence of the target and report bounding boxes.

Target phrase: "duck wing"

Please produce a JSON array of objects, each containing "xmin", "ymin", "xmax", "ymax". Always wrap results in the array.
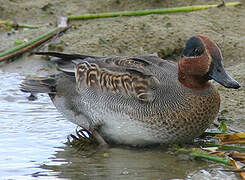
[{"xmin": 36, "ymin": 52, "xmax": 160, "ymax": 102}]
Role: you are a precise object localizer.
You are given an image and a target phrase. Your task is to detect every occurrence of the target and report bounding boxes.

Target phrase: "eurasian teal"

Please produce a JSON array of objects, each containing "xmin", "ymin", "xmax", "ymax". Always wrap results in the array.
[{"xmin": 20, "ymin": 35, "xmax": 240, "ymax": 146}]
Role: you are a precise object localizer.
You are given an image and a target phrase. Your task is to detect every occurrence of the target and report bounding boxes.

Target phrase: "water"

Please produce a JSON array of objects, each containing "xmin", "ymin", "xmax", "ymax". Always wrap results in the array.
[
  {"xmin": 0, "ymin": 72, "xmax": 239, "ymax": 180},
  {"xmin": 0, "ymin": 72, "xmax": 76, "ymax": 179}
]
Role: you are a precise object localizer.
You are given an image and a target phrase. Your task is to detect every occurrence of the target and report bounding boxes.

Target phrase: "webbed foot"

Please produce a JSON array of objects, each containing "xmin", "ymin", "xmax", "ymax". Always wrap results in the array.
[{"xmin": 67, "ymin": 127, "xmax": 108, "ymax": 150}]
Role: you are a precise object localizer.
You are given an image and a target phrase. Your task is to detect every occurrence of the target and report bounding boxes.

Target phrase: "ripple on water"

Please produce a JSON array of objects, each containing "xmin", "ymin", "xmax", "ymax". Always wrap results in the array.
[{"xmin": 0, "ymin": 72, "xmax": 76, "ymax": 179}]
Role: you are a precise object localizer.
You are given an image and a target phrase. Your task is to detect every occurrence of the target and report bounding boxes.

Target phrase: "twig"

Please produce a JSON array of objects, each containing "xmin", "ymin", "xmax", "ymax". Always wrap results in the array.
[
  {"xmin": 221, "ymin": 169, "xmax": 245, "ymax": 172},
  {"xmin": 232, "ymin": 160, "xmax": 245, "ymax": 179},
  {"xmin": 68, "ymin": 2, "xmax": 241, "ymax": 21},
  {"xmin": 0, "ymin": 26, "xmax": 71, "ymax": 62}
]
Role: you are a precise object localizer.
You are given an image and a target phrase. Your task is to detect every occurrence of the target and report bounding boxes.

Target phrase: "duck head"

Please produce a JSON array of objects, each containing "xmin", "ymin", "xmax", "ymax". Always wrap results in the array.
[{"xmin": 178, "ymin": 35, "xmax": 240, "ymax": 90}]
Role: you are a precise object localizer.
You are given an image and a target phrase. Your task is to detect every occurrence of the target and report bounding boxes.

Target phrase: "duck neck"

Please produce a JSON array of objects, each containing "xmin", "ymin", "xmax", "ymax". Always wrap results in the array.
[{"xmin": 178, "ymin": 63, "xmax": 211, "ymax": 90}]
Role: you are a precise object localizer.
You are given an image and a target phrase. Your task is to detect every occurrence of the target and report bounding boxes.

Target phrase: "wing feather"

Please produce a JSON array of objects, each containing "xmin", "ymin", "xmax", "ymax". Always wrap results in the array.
[
  {"xmin": 35, "ymin": 52, "xmax": 161, "ymax": 102},
  {"xmin": 74, "ymin": 56, "xmax": 159, "ymax": 102}
]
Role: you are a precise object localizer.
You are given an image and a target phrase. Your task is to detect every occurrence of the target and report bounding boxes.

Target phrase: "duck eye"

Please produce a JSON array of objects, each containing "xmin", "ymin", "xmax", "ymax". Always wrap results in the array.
[
  {"xmin": 191, "ymin": 47, "xmax": 204, "ymax": 57},
  {"xmin": 194, "ymin": 48, "xmax": 200, "ymax": 54}
]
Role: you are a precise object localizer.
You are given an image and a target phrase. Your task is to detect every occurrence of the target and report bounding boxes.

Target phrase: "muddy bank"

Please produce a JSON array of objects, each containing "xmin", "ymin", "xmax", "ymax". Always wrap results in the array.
[
  {"xmin": 1, "ymin": 0, "xmax": 245, "ymax": 67},
  {"xmin": 218, "ymin": 62, "xmax": 245, "ymax": 131}
]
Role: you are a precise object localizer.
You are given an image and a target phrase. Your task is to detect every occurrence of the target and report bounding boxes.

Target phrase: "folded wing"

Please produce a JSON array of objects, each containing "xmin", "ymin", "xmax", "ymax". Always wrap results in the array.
[{"xmin": 36, "ymin": 52, "xmax": 160, "ymax": 102}]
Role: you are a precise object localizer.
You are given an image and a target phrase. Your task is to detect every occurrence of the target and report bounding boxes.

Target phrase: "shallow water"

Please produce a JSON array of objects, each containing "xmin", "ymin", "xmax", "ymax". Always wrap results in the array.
[
  {"xmin": 0, "ymin": 72, "xmax": 239, "ymax": 180},
  {"xmin": 0, "ymin": 72, "xmax": 76, "ymax": 179}
]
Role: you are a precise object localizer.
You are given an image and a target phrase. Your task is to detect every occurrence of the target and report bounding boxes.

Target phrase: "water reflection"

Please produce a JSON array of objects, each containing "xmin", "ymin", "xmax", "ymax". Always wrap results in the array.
[
  {"xmin": 40, "ymin": 145, "xmax": 208, "ymax": 180},
  {"xmin": 39, "ymin": 144, "xmax": 238, "ymax": 180}
]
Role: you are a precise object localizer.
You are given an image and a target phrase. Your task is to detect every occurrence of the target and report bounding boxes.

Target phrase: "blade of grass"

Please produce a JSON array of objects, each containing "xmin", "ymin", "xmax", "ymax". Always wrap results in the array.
[
  {"xmin": 206, "ymin": 143, "xmax": 245, "ymax": 152},
  {"xmin": 68, "ymin": 2, "xmax": 241, "ymax": 21},
  {"xmin": 215, "ymin": 132, "xmax": 245, "ymax": 145},
  {"xmin": 0, "ymin": 26, "xmax": 70, "ymax": 62},
  {"xmin": 176, "ymin": 148, "xmax": 232, "ymax": 165},
  {"xmin": 0, "ymin": 20, "xmax": 39, "ymax": 29}
]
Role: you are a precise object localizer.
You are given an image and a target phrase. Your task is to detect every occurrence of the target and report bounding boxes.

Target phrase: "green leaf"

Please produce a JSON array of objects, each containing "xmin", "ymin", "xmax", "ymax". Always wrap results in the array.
[{"xmin": 219, "ymin": 121, "xmax": 227, "ymax": 134}]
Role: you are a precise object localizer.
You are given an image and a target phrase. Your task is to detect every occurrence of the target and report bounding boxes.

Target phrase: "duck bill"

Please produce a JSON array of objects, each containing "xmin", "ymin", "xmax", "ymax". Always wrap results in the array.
[{"xmin": 208, "ymin": 61, "xmax": 240, "ymax": 89}]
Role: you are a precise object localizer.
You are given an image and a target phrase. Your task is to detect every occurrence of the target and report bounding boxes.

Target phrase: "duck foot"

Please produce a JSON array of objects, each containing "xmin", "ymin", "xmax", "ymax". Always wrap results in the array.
[{"xmin": 67, "ymin": 127, "xmax": 108, "ymax": 150}]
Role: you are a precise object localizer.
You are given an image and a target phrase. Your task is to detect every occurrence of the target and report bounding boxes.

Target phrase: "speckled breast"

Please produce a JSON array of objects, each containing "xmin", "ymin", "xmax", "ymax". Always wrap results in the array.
[{"xmin": 146, "ymin": 85, "xmax": 220, "ymax": 144}]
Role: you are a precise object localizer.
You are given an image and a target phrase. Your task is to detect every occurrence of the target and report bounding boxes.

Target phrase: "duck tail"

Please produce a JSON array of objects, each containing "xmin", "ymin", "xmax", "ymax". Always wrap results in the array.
[
  {"xmin": 20, "ymin": 75, "xmax": 56, "ymax": 94},
  {"xmin": 34, "ymin": 51, "xmax": 100, "ymax": 62}
]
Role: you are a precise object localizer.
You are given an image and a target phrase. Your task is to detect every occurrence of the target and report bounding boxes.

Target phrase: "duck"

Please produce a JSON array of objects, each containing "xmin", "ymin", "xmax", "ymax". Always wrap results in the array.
[{"xmin": 20, "ymin": 35, "xmax": 240, "ymax": 146}]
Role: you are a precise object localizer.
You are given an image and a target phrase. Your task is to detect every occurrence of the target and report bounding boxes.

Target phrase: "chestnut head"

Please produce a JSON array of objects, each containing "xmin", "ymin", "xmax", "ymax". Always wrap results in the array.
[{"xmin": 179, "ymin": 35, "xmax": 240, "ymax": 89}]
